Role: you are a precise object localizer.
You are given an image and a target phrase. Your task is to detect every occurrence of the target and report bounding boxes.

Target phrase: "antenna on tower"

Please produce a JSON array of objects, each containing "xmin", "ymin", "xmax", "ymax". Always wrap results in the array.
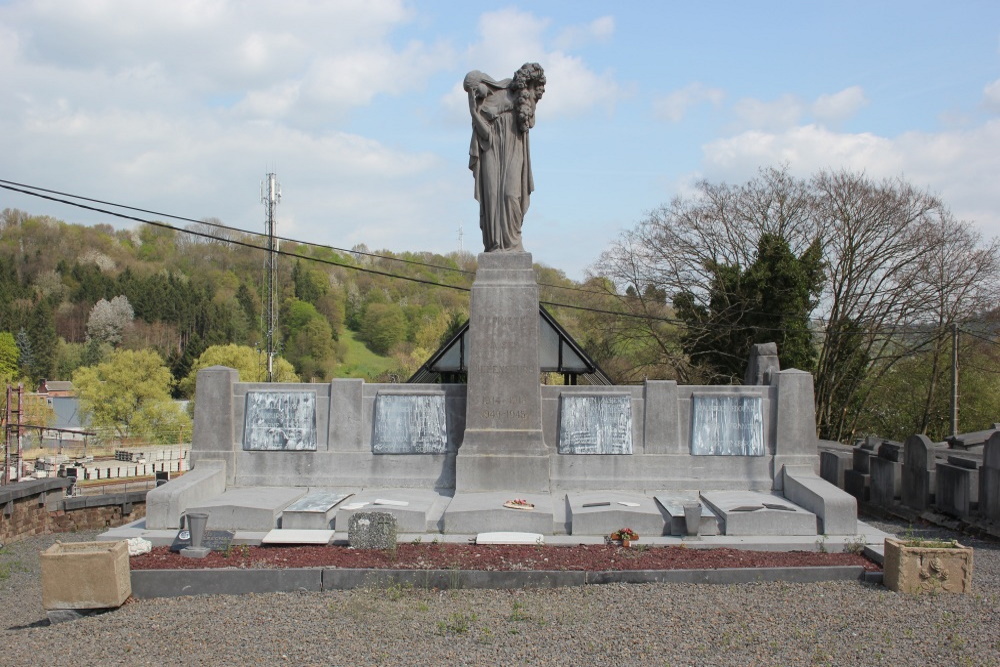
[
  {"xmin": 458, "ymin": 224, "xmax": 464, "ymax": 254},
  {"xmin": 261, "ymin": 172, "xmax": 281, "ymax": 382}
]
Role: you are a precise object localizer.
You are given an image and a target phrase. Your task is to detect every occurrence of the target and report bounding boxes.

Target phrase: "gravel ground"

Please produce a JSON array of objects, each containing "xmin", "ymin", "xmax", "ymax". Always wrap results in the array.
[{"xmin": 1, "ymin": 518, "xmax": 998, "ymax": 667}]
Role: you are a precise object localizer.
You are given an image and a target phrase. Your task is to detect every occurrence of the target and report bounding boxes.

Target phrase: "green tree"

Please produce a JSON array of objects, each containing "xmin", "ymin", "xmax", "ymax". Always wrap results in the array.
[
  {"xmin": 359, "ymin": 302, "xmax": 407, "ymax": 355},
  {"xmin": 673, "ymin": 234, "xmax": 824, "ymax": 382},
  {"xmin": 177, "ymin": 344, "xmax": 299, "ymax": 398},
  {"xmin": 73, "ymin": 349, "xmax": 191, "ymax": 443},
  {"xmin": 0, "ymin": 331, "xmax": 18, "ymax": 381}
]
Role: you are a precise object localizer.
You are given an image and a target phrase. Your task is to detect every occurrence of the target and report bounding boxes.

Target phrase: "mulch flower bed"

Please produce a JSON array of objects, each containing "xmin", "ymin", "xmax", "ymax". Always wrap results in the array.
[{"xmin": 130, "ymin": 543, "xmax": 880, "ymax": 572}]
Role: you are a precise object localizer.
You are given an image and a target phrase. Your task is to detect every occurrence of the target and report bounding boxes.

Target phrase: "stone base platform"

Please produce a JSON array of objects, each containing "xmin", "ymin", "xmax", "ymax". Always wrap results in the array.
[
  {"xmin": 332, "ymin": 489, "xmax": 450, "ymax": 533},
  {"xmin": 444, "ymin": 492, "xmax": 556, "ymax": 534},
  {"xmin": 701, "ymin": 490, "xmax": 818, "ymax": 536},
  {"xmin": 186, "ymin": 487, "xmax": 306, "ymax": 531},
  {"xmin": 566, "ymin": 491, "xmax": 669, "ymax": 537}
]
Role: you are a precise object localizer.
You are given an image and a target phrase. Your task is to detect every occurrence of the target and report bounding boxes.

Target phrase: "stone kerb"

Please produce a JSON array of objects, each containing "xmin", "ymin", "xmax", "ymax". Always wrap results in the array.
[
  {"xmin": 981, "ymin": 432, "xmax": 1000, "ymax": 520},
  {"xmin": 902, "ymin": 434, "xmax": 935, "ymax": 511}
]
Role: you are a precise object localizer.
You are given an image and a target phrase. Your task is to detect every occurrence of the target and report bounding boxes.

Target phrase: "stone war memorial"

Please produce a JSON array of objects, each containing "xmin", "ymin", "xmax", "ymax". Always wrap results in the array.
[{"xmin": 110, "ymin": 64, "xmax": 878, "ymax": 550}]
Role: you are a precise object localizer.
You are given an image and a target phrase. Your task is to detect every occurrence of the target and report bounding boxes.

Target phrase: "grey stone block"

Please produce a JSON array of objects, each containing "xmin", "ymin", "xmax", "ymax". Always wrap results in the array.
[
  {"xmin": 820, "ymin": 450, "xmax": 850, "ymax": 488},
  {"xmin": 444, "ymin": 492, "xmax": 555, "ymax": 534},
  {"xmin": 902, "ymin": 434, "xmax": 934, "ymax": 511},
  {"xmin": 935, "ymin": 463, "xmax": 975, "ymax": 518},
  {"xmin": 348, "ymin": 512, "xmax": 397, "ymax": 549},
  {"xmin": 852, "ymin": 448, "xmax": 874, "ymax": 474},
  {"xmin": 980, "ymin": 466, "xmax": 1000, "ymax": 520},
  {"xmin": 130, "ymin": 569, "xmax": 323, "ymax": 598},
  {"xmin": 869, "ymin": 457, "xmax": 898, "ymax": 507},
  {"xmin": 566, "ymin": 492, "xmax": 668, "ymax": 536},
  {"xmin": 653, "ymin": 494, "xmax": 721, "ymax": 536},
  {"xmin": 145, "ymin": 461, "xmax": 227, "ymax": 530},
  {"xmin": 701, "ymin": 491, "xmax": 817, "ymax": 536},
  {"xmin": 843, "ymin": 470, "xmax": 870, "ymax": 501},
  {"xmin": 781, "ymin": 466, "xmax": 857, "ymax": 535},
  {"xmin": 186, "ymin": 486, "xmax": 305, "ymax": 531}
]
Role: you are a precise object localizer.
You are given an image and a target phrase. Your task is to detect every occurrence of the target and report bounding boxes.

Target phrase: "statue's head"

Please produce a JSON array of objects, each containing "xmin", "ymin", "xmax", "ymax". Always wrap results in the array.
[{"xmin": 511, "ymin": 62, "xmax": 546, "ymax": 132}]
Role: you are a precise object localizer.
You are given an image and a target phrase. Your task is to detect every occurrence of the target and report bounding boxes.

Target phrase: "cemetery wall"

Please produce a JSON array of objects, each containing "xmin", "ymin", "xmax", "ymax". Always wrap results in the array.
[{"xmin": 0, "ymin": 478, "xmax": 146, "ymax": 545}]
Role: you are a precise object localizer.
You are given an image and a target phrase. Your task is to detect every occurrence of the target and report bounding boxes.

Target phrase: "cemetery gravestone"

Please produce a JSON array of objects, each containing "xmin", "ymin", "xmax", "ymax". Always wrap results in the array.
[{"xmin": 348, "ymin": 512, "xmax": 397, "ymax": 550}]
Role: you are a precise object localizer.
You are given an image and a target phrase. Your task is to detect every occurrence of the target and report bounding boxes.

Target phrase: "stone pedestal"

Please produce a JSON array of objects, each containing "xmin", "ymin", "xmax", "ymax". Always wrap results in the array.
[{"xmin": 456, "ymin": 252, "xmax": 549, "ymax": 492}]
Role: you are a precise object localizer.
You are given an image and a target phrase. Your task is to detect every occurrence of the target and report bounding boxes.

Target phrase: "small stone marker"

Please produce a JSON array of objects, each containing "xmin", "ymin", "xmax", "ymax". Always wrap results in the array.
[
  {"xmin": 348, "ymin": 511, "xmax": 397, "ymax": 550},
  {"xmin": 169, "ymin": 530, "xmax": 236, "ymax": 553}
]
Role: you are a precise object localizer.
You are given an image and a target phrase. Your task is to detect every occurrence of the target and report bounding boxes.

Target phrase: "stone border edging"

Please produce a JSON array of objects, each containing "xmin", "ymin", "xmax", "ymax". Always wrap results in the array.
[{"xmin": 130, "ymin": 565, "xmax": 880, "ymax": 599}]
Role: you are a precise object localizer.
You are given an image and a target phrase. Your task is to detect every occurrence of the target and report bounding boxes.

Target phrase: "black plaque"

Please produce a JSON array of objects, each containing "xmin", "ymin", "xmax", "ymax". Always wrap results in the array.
[
  {"xmin": 372, "ymin": 393, "xmax": 448, "ymax": 454},
  {"xmin": 169, "ymin": 529, "xmax": 237, "ymax": 553},
  {"xmin": 243, "ymin": 391, "xmax": 317, "ymax": 451},
  {"xmin": 558, "ymin": 394, "xmax": 632, "ymax": 455}
]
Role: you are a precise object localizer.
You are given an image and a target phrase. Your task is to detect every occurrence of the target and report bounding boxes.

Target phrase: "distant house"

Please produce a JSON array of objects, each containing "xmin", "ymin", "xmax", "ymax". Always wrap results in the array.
[{"xmin": 37, "ymin": 380, "xmax": 75, "ymax": 397}]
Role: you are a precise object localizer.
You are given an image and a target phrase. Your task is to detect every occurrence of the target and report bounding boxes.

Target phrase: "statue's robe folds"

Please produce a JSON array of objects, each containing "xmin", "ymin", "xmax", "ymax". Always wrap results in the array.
[{"xmin": 469, "ymin": 93, "xmax": 533, "ymax": 252}]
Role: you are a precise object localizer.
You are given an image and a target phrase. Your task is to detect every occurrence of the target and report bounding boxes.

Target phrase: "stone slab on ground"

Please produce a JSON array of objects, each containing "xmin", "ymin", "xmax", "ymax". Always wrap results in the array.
[
  {"xmin": 279, "ymin": 490, "xmax": 354, "ymax": 530},
  {"xmin": 186, "ymin": 486, "xmax": 306, "ymax": 531},
  {"xmin": 653, "ymin": 493, "xmax": 721, "ymax": 536},
  {"xmin": 444, "ymin": 491, "xmax": 556, "ymax": 534},
  {"xmin": 262, "ymin": 529, "xmax": 335, "ymax": 545},
  {"xmin": 701, "ymin": 491, "xmax": 818, "ymax": 536},
  {"xmin": 476, "ymin": 531, "xmax": 546, "ymax": 544},
  {"xmin": 334, "ymin": 489, "xmax": 447, "ymax": 533},
  {"xmin": 566, "ymin": 491, "xmax": 668, "ymax": 536}
]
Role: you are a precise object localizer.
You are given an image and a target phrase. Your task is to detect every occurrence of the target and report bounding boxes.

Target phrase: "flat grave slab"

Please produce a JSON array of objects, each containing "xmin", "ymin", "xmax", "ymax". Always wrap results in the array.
[
  {"xmin": 444, "ymin": 492, "xmax": 555, "ymax": 534},
  {"xmin": 566, "ymin": 492, "xmax": 668, "ymax": 537},
  {"xmin": 280, "ymin": 490, "xmax": 353, "ymax": 530},
  {"xmin": 334, "ymin": 489, "xmax": 446, "ymax": 533},
  {"xmin": 186, "ymin": 487, "xmax": 306, "ymax": 531},
  {"xmin": 262, "ymin": 529, "xmax": 335, "ymax": 545},
  {"xmin": 653, "ymin": 492, "xmax": 721, "ymax": 536},
  {"xmin": 701, "ymin": 491, "xmax": 817, "ymax": 536},
  {"xmin": 476, "ymin": 532, "xmax": 545, "ymax": 545}
]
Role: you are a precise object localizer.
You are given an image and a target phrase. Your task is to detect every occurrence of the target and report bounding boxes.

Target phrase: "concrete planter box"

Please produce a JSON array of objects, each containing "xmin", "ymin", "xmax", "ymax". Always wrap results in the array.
[
  {"xmin": 883, "ymin": 537, "xmax": 973, "ymax": 594},
  {"xmin": 41, "ymin": 540, "xmax": 132, "ymax": 610}
]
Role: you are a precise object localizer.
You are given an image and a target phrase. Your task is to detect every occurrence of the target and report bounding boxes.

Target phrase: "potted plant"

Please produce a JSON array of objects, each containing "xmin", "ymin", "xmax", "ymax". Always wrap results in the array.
[
  {"xmin": 883, "ymin": 536, "xmax": 973, "ymax": 594},
  {"xmin": 609, "ymin": 528, "xmax": 639, "ymax": 547}
]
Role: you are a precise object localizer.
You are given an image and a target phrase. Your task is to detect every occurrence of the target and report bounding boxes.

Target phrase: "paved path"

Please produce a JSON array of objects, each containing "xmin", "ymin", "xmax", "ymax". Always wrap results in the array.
[{"xmin": 1, "ymin": 518, "xmax": 998, "ymax": 666}]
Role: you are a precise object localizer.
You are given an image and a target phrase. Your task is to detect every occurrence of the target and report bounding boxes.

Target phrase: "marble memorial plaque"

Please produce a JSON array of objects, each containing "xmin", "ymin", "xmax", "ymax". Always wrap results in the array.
[
  {"xmin": 558, "ymin": 394, "xmax": 633, "ymax": 455},
  {"xmin": 690, "ymin": 395, "xmax": 764, "ymax": 456},
  {"xmin": 283, "ymin": 492, "xmax": 350, "ymax": 513},
  {"xmin": 372, "ymin": 393, "xmax": 448, "ymax": 454},
  {"xmin": 243, "ymin": 391, "xmax": 317, "ymax": 451},
  {"xmin": 169, "ymin": 529, "xmax": 236, "ymax": 553}
]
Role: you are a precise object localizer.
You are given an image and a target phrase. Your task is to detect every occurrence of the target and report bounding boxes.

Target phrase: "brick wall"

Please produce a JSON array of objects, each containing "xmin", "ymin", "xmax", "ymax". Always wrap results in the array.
[{"xmin": 0, "ymin": 478, "xmax": 146, "ymax": 545}]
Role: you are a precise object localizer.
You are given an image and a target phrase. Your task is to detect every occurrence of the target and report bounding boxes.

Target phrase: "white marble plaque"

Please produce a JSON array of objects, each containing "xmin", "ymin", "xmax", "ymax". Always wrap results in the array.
[
  {"xmin": 690, "ymin": 395, "xmax": 764, "ymax": 456},
  {"xmin": 558, "ymin": 394, "xmax": 633, "ymax": 454},
  {"xmin": 372, "ymin": 393, "xmax": 448, "ymax": 454},
  {"xmin": 243, "ymin": 391, "xmax": 317, "ymax": 451}
]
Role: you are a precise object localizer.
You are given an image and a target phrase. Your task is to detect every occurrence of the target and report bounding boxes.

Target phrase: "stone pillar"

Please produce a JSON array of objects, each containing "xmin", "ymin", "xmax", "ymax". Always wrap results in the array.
[
  {"xmin": 191, "ymin": 365, "xmax": 239, "ymax": 486},
  {"xmin": 456, "ymin": 252, "xmax": 549, "ymax": 492}
]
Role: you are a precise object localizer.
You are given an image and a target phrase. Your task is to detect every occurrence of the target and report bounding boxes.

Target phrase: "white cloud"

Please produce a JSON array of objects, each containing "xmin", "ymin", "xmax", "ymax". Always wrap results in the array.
[
  {"xmin": 731, "ymin": 94, "xmax": 805, "ymax": 132},
  {"xmin": 554, "ymin": 15, "xmax": 614, "ymax": 51},
  {"xmin": 812, "ymin": 86, "xmax": 869, "ymax": 125},
  {"xmin": 457, "ymin": 8, "xmax": 622, "ymax": 120},
  {"xmin": 654, "ymin": 83, "xmax": 725, "ymax": 122},
  {"xmin": 982, "ymin": 78, "xmax": 1000, "ymax": 112},
  {"xmin": 695, "ymin": 120, "xmax": 1000, "ymax": 243}
]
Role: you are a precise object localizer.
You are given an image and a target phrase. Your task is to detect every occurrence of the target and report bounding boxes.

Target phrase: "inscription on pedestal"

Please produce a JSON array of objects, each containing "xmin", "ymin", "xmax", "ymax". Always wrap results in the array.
[
  {"xmin": 372, "ymin": 393, "xmax": 448, "ymax": 454},
  {"xmin": 690, "ymin": 395, "xmax": 763, "ymax": 456},
  {"xmin": 243, "ymin": 391, "xmax": 317, "ymax": 451},
  {"xmin": 559, "ymin": 394, "xmax": 633, "ymax": 455}
]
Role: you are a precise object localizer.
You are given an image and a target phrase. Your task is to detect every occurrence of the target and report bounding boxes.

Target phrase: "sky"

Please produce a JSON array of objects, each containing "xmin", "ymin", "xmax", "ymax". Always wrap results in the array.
[{"xmin": 2, "ymin": 1, "xmax": 1000, "ymax": 281}]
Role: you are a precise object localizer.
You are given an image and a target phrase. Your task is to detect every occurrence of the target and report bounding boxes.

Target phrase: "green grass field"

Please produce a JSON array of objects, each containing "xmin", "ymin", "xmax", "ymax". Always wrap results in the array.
[{"xmin": 333, "ymin": 329, "xmax": 397, "ymax": 379}]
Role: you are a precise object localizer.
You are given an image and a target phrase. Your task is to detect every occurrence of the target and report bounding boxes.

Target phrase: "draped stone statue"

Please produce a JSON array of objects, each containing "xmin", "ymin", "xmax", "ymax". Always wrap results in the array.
[{"xmin": 464, "ymin": 63, "xmax": 545, "ymax": 253}]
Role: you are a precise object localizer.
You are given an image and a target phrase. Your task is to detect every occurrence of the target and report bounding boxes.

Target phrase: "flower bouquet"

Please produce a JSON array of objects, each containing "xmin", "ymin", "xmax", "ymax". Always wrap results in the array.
[
  {"xmin": 503, "ymin": 498, "xmax": 535, "ymax": 510},
  {"xmin": 608, "ymin": 527, "xmax": 639, "ymax": 547}
]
